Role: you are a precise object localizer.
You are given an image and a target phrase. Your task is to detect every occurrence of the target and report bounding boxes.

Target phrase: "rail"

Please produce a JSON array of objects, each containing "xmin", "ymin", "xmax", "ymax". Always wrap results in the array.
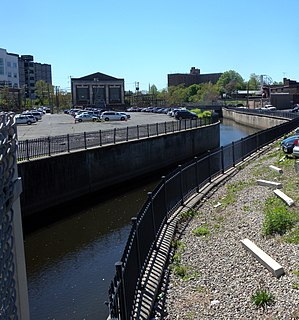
[
  {"xmin": 107, "ymin": 112, "xmax": 299, "ymax": 319},
  {"xmin": 17, "ymin": 117, "xmax": 215, "ymax": 161}
]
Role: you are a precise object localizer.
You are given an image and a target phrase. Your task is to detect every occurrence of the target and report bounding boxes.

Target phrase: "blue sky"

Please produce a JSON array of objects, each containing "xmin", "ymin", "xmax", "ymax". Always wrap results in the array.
[{"xmin": 3, "ymin": 0, "xmax": 299, "ymax": 92}]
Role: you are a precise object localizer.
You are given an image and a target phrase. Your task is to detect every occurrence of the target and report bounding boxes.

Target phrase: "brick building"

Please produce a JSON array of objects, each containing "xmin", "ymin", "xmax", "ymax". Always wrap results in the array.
[{"xmin": 168, "ymin": 67, "xmax": 222, "ymax": 87}]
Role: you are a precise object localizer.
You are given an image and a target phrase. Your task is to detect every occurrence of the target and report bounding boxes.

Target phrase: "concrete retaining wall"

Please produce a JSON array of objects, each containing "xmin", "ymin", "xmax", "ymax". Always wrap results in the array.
[
  {"xmin": 18, "ymin": 122, "xmax": 220, "ymax": 216},
  {"xmin": 222, "ymin": 108, "xmax": 287, "ymax": 129}
]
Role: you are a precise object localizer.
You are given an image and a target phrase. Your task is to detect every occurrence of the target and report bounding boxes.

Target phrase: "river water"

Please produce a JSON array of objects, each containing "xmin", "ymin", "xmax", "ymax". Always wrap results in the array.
[{"xmin": 23, "ymin": 118, "xmax": 258, "ymax": 320}]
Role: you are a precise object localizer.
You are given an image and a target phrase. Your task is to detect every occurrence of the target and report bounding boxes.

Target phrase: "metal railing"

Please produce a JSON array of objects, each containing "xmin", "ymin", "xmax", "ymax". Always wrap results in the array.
[
  {"xmin": 107, "ymin": 113, "xmax": 299, "ymax": 319},
  {"xmin": 17, "ymin": 117, "xmax": 215, "ymax": 162}
]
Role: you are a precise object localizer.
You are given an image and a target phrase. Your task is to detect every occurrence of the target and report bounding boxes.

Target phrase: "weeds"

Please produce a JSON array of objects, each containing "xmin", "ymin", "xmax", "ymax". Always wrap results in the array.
[
  {"xmin": 262, "ymin": 196, "xmax": 296, "ymax": 236},
  {"xmin": 251, "ymin": 289, "xmax": 275, "ymax": 310},
  {"xmin": 192, "ymin": 225, "xmax": 210, "ymax": 237}
]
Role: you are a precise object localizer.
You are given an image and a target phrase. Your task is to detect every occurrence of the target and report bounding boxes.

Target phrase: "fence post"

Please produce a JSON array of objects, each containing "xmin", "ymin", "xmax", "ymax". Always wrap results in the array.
[
  {"xmin": 147, "ymin": 192, "xmax": 156, "ymax": 238},
  {"xmin": 172, "ymin": 121, "xmax": 175, "ymax": 133},
  {"xmin": 131, "ymin": 217, "xmax": 140, "ymax": 270},
  {"xmin": 48, "ymin": 136, "xmax": 51, "ymax": 156},
  {"xmin": 126, "ymin": 127, "xmax": 129, "ymax": 141},
  {"xmin": 84, "ymin": 132, "xmax": 87, "ymax": 149},
  {"xmin": 241, "ymin": 138, "xmax": 245, "ymax": 161},
  {"xmin": 137, "ymin": 125, "xmax": 139, "ymax": 140},
  {"xmin": 99, "ymin": 130, "xmax": 102, "ymax": 146},
  {"xmin": 208, "ymin": 150, "xmax": 212, "ymax": 182},
  {"xmin": 147, "ymin": 124, "xmax": 150, "ymax": 138},
  {"xmin": 113, "ymin": 128, "xmax": 116, "ymax": 144},
  {"xmin": 67, "ymin": 134, "xmax": 70, "ymax": 153},
  {"xmin": 115, "ymin": 261, "xmax": 127, "ymax": 320},
  {"xmin": 232, "ymin": 141, "xmax": 235, "ymax": 167},
  {"xmin": 164, "ymin": 122, "xmax": 167, "ymax": 134},
  {"xmin": 178, "ymin": 165, "xmax": 184, "ymax": 205},
  {"xmin": 26, "ymin": 139, "xmax": 30, "ymax": 160},
  {"xmin": 161, "ymin": 176, "xmax": 168, "ymax": 219},
  {"xmin": 221, "ymin": 146, "xmax": 224, "ymax": 174},
  {"xmin": 156, "ymin": 123, "xmax": 159, "ymax": 136},
  {"xmin": 194, "ymin": 156, "xmax": 199, "ymax": 192}
]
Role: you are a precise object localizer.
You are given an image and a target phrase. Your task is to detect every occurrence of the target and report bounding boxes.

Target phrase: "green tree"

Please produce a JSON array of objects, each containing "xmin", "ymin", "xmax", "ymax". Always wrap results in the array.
[
  {"xmin": 247, "ymin": 73, "xmax": 261, "ymax": 90},
  {"xmin": 201, "ymin": 82, "xmax": 219, "ymax": 103},
  {"xmin": 35, "ymin": 80, "xmax": 52, "ymax": 106},
  {"xmin": 216, "ymin": 70, "xmax": 245, "ymax": 97},
  {"xmin": 148, "ymin": 84, "xmax": 158, "ymax": 95}
]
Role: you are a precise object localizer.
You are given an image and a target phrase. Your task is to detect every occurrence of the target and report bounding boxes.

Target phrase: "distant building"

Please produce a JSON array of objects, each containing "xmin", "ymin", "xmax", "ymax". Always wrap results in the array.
[
  {"xmin": 270, "ymin": 78, "xmax": 299, "ymax": 109},
  {"xmin": 18, "ymin": 55, "xmax": 52, "ymax": 99},
  {"xmin": 168, "ymin": 67, "xmax": 222, "ymax": 87},
  {"xmin": 71, "ymin": 72, "xmax": 125, "ymax": 108},
  {"xmin": 0, "ymin": 48, "xmax": 19, "ymax": 89}
]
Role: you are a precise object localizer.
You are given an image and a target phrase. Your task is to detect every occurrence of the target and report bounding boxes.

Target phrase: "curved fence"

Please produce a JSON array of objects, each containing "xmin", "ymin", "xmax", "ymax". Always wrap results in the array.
[
  {"xmin": 107, "ymin": 113, "xmax": 299, "ymax": 319},
  {"xmin": 16, "ymin": 117, "xmax": 215, "ymax": 162}
]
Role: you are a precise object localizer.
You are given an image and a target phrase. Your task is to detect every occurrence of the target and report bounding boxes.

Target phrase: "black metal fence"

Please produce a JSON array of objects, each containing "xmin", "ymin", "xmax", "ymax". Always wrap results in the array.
[
  {"xmin": 107, "ymin": 114, "xmax": 299, "ymax": 319},
  {"xmin": 16, "ymin": 117, "xmax": 214, "ymax": 162}
]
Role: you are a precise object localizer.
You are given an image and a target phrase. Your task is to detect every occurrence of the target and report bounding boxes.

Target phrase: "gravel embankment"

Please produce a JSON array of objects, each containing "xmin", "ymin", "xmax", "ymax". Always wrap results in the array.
[{"xmin": 155, "ymin": 145, "xmax": 299, "ymax": 319}]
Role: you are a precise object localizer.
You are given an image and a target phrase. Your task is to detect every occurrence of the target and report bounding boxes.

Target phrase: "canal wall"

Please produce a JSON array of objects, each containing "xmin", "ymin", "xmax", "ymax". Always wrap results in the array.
[
  {"xmin": 222, "ymin": 108, "xmax": 288, "ymax": 129},
  {"xmin": 18, "ymin": 122, "xmax": 220, "ymax": 217}
]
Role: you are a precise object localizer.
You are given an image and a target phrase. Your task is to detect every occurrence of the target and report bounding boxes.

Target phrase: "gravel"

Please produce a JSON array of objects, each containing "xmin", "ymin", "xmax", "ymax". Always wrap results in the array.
[{"xmin": 154, "ymin": 146, "xmax": 299, "ymax": 319}]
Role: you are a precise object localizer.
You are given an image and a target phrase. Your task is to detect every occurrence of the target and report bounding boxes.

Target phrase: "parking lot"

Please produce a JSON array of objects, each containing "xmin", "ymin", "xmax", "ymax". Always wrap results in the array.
[{"xmin": 16, "ymin": 112, "xmax": 172, "ymax": 140}]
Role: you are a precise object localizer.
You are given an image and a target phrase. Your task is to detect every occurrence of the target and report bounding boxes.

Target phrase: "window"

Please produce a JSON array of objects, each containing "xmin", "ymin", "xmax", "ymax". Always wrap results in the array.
[
  {"xmin": 109, "ymin": 86, "xmax": 121, "ymax": 103},
  {"xmin": 8, "ymin": 72, "xmax": 12, "ymax": 77},
  {"xmin": 7, "ymin": 61, "xmax": 11, "ymax": 67}
]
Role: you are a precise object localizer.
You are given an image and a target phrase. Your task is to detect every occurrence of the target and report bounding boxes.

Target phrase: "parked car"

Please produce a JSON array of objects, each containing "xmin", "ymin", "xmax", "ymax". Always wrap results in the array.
[
  {"xmin": 119, "ymin": 112, "xmax": 130, "ymax": 119},
  {"xmin": 75, "ymin": 113, "xmax": 98, "ymax": 122},
  {"xmin": 293, "ymin": 139, "xmax": 299, "ymax": 157},
  {"xmin": 281, "ymin": 135, "xmax": 299, "ymax": 154},
  {"xmin": 23, "ymin": 111, "xmax": 42, "ymax": 121},
  {"xmin": 100, "ymin": 111, "xmax": 127, "ymax": 121},
  {"xmin": 175, "ymin": 110, "xmax": 198, "ymax": 120},
  {"xmin": 291, "ymin": 105, "xmax": 299, "ymax": 113},
  {"xmin": 14, "ymin": 114, "xmax": 35, "ymax": 125},
  {"xmin": 260, "ymin": 105, "xmax": 276, "ymax": 111}
]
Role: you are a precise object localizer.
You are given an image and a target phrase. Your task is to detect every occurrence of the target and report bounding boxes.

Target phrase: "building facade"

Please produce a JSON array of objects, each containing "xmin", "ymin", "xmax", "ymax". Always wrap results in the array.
[
  {"xmin": 18, "ymin": 55, "xmax": 52, "ymax": 99},
  {"xmin": 71, "ymin": 72, "xmax": 125, "ymax": 108},
  {"xmin": 0, "ymin": 48, "xmax": 19, "ymax": 88},
  {"xmin": 168, "ymin": 67, "xmax": 222, "ymax": 87}
]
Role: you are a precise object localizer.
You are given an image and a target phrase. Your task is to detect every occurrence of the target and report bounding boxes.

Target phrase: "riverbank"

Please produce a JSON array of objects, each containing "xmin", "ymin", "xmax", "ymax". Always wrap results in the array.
[{"xmin": 155, "ymin": 140, "xmax": 299, "ymax": 319}]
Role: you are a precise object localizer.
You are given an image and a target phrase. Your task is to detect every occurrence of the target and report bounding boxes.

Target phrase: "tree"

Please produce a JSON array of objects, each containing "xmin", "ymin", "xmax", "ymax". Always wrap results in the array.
[
  {"xmin": 216, "ymin": 70, "xmax": 245, "ymax": 97},
  {"xmin": 35, "ymin": 80, "xmax": 52, "ymax": 106},
  {"xmin": 148, "ymin": 84, "xmax": 158, "ymax": 95},
  {"xmin": 247, "ymin": 73, "xmax": 261, "ymax": 90}
]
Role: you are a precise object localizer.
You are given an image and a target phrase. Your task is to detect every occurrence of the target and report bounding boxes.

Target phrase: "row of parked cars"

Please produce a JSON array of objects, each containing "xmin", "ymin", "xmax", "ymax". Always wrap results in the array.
[
  {"xmin": 65, "ymin": 108, "xmax": 130, "ymax": 122},
  {"xmin": 127, "ymin": 106, "xmax": 199, "ymax": 120},
  {"xmin": 281, "ymin": 128, "xmax": 299, "ymax": 157},
  {"xmin": 14, "ymin": 108, "xmax": 46, "ymax": 125}
]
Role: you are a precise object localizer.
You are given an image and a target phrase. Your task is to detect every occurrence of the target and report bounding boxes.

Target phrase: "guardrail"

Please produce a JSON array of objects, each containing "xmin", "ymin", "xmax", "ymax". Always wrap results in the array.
[
  {"xmin": 107, "ymin": 112, "xmax": 299, "ymax": 319},
  {"xmin": 17, "ymin": 117, "xmax": 215, "ymax": 161}
]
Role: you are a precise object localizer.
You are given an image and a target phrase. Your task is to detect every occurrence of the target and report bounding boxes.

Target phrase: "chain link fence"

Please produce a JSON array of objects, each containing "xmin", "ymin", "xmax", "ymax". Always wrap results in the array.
[{"xmin": 0, "ymin": 114, "xmax": 29, "ymax": 319}]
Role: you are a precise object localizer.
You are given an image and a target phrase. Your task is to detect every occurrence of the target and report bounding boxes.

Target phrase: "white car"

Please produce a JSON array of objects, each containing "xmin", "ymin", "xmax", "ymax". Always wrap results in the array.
[
  {"xmin": 14, "ymin": 114, "xmax": 35, "ymax": 125},
  {"xmin": 75, "ymin": 113, "xmax": 99, "ymax": 122},
  {"xmin": 100, "ymin": 111, "xmax": 127, "ymax": 121},
  {"xmin": 261, "ymin": 105, "xmax": 276, "ymax": 111}
]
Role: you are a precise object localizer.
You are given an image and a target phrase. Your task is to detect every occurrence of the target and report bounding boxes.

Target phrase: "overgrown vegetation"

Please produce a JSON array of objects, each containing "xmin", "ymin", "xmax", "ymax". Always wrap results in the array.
[{"xmin": 262, "ymin": 196, "xmax": 297, "ymax": 236}]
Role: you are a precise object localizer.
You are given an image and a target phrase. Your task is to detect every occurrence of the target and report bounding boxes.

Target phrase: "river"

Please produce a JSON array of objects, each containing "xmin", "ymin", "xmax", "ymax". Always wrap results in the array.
[{"xmin": 23, "ymin": 118, "xmax": 258, "ymax": 320}]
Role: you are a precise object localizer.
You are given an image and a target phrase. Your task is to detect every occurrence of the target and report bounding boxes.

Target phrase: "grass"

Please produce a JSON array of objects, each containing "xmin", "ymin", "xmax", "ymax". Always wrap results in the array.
[
  {"xmin": 251, "ymin": 289, "xmax": 275, "ymax": 310},
  {"xmin": 180, "ymin": 208, "xmax": 199, "ymax": 222},
  {"xmin": 192, "ymin": 225, "xmax": 210, "ymax": 237},
  {"xmin": 221, "ymin": 181, "xmax": 249, "ymax": 207},
  {"xmin": 283, "ymin": 226, "xmax": 299, "ymax": 244},
  {"xmin": 262, "ymin": 196, "xmax": 297, "ymax": 236}
]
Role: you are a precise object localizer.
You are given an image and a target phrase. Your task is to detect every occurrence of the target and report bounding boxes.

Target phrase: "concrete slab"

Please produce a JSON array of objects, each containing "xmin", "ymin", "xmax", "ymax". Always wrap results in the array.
[
  {"xmin": 240, "ymin": 238, "xmax": 284, "ymax": 278},
  {"xmin": 274, "ymin": 189, "xmax": 294, "ymax": 206},
  {"xmin": 257, "ymin": 179, "xmax": 282, "ymax": 189},
  {"xmin": 269, "ymin": 165, "xmax": 283, "ymax": 174}
]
